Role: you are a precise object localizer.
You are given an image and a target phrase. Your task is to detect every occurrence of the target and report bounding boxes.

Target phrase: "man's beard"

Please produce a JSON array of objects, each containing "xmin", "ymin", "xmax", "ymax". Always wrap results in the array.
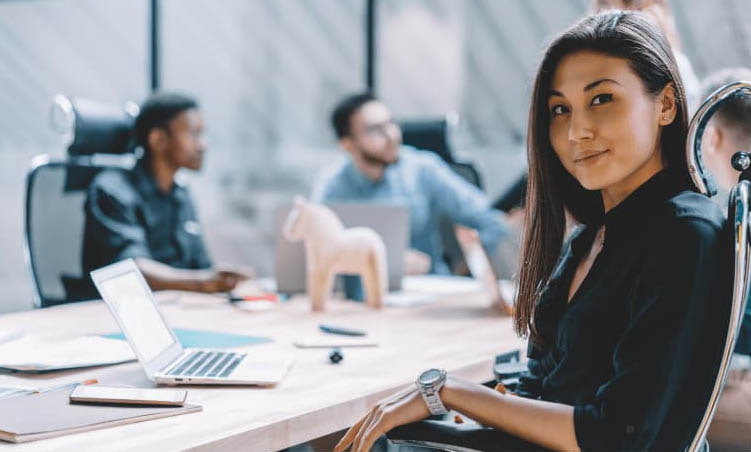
[{"xmin": 359, "ymin": 147, "xmax": 399, "ymax": 167}]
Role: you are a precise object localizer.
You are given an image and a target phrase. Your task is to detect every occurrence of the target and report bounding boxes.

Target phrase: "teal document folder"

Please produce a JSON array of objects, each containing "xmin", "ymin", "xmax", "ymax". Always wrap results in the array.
[{"xmin": 104, "ymin": 329, "xmax": 271, "ymax": 348}]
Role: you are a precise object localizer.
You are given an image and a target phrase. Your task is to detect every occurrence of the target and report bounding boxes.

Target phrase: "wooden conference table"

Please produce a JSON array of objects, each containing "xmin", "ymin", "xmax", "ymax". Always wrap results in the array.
[{"xmin": 0, "ymin": 276, "xmax": 525, "ymax": 451}]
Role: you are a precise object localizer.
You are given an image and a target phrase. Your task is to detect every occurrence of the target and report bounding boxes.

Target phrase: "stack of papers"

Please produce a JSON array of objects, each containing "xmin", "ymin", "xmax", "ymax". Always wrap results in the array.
[{"xmin": 0, "ymin": 335, "xmax": 136, "ymax": 372}]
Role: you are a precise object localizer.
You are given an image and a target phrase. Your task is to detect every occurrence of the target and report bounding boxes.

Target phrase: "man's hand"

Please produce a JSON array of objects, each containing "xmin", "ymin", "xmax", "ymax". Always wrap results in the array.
[
  {"xmin": 455, "ymin": 226, "xmax": 513, "ymax": 315},
  {"xmin": 404, "ymin": 249, "xmax": 431, "ymax": 275},
  {"xmin": 197, "ymin": 268, "xmax": 253, "ymax": 293}
]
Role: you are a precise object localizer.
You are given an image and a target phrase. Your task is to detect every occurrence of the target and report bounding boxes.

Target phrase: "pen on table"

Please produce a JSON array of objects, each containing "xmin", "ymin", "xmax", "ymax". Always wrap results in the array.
[
  {"xmin": 228, "ymin": 293, "xmax": 281, "ymax": 303},
  {"xmin": 34, "ymin": 378, "xmax": 98, "ymax": 394}
]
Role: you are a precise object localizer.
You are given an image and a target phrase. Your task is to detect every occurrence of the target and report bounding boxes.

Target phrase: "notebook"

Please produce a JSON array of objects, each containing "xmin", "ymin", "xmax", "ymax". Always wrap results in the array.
[{"xmin": 0, "ymin": 387, "xmax": 201, "ymax": 443}]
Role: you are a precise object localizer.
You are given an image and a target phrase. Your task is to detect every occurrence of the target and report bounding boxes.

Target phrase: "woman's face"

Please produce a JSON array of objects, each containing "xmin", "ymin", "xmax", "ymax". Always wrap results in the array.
[{"xmin": 548, "ymin": 51, "xmax": 674, "ymax": 206}]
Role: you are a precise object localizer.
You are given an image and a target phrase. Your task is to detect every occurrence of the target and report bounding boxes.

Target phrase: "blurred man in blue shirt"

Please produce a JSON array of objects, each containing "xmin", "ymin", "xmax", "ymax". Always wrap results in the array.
[{"xmin": 311, "ymin": 93, "xmax": 508, "ymax": 276}]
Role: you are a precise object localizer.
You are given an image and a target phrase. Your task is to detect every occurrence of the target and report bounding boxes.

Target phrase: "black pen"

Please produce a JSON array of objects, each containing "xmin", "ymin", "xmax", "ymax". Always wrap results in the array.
[{"xmin": 319, "ymin": 324, "xmax": 367, "ymax": 337}]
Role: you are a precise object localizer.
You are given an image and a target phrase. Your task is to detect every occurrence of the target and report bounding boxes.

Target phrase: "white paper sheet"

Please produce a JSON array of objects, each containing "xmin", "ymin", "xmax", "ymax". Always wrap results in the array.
[{"xmin": 0, "ymin": 335, "xmax": 136, "ymax": 372}]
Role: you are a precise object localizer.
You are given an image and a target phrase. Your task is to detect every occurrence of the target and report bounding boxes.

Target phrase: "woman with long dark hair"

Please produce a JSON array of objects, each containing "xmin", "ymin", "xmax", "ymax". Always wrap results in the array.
[{"xmin": 335, "ymin": 10, "xmax": 729, "ymax": 452}]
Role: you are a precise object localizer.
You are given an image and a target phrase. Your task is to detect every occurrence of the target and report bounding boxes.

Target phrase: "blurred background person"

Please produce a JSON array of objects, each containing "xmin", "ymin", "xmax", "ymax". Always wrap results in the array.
[
  {"xmin": 312, "ymin": 92, "xmax": 509, "ymax": 277},
  {"xmin": 83, "ymin": 92, "xmax": 251, "ymax": 294}
]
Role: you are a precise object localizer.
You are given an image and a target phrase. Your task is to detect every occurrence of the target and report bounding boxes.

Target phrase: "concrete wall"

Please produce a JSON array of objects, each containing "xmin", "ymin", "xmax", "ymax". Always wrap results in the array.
[{"xmin": 1, "ymin": 0, "xmax": 749, "ymax": 312}]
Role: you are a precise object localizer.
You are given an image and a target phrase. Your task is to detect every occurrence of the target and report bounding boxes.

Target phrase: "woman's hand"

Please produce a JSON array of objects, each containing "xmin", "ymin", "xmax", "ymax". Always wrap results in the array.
[{"xmin": 334, "ymin": 385, "xmax": 431, "ymax": 452}]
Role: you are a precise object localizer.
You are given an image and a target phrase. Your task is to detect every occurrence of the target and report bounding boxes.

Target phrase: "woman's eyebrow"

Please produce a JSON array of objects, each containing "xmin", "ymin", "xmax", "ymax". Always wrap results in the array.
[{"xmin": 584, "ymin": 78, "xmax": 620, "ymax": 91}]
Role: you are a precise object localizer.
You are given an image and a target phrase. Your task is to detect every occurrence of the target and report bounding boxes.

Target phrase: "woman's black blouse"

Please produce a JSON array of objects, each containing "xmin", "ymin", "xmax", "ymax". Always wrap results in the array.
[{"xmin": 516, "ymin": 171, "xmax": 731, "ymax": 451}]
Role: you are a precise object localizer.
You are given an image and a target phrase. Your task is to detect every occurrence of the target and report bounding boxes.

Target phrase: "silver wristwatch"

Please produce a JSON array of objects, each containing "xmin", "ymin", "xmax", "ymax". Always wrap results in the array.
[{"xmin": 416, "ymin": 368, "xmax": 448, "ymax": 415}]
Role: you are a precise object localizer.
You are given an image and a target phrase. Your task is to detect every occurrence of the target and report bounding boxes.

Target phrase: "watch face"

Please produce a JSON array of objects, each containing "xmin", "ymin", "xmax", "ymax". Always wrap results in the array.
[{"xmin": 419, "ymin": 369, "xmax": 442, "ymax": 385}]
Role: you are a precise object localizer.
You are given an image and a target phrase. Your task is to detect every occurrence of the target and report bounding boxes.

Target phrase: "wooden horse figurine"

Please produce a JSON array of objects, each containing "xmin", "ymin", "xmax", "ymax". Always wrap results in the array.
[{"xmin": 283, "ymin": 197, "xmax": 388, "ymax": 311}]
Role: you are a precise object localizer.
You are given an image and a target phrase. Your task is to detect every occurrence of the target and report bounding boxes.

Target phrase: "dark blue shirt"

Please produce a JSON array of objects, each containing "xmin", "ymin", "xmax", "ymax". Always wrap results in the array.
[
  {"xmin": 82, "ymin": 161, "xmax": 212, "ymax": 274},
  {"xmin": 516, "ymin": 171, "xmax": 731, "ymax": 451}
]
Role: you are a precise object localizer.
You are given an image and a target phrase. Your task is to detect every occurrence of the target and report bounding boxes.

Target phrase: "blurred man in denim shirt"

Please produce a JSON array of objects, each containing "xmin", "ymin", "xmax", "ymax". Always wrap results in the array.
[{"xmin": 312, "ymin": 93, "xmax": 509, "ymax": 283}]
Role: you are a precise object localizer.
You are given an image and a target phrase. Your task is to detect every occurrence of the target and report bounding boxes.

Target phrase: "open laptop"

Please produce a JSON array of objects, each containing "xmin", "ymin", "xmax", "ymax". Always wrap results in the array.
[
  {"xmin": 274, "ymin": 202, "xmax": 409, "ymax": 294},
  {"xmin": 91, "ymin": 259, "xmax": 292, "ymax": 385}
]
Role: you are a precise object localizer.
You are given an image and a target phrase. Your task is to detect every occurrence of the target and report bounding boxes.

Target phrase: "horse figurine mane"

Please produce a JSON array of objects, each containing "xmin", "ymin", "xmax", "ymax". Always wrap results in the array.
[{"xmin": 283, "ymin": 196, "xmax": 387, "ymax": 311}]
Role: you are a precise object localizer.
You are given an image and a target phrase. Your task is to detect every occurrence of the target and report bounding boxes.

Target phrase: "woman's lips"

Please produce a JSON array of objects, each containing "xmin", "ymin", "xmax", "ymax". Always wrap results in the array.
[{"xmin": 574, "ymin": 149, "xmax": 610, "ymax": 166}]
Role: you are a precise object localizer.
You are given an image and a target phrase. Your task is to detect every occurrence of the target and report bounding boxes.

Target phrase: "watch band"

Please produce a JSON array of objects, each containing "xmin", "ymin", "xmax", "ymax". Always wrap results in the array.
[{"xmin": 416, "ymin": 369, "xmax": 448, "ymax": 415}]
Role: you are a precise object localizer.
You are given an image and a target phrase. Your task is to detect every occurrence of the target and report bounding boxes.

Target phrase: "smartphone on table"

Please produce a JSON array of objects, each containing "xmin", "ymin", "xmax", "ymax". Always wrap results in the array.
[{"xmin": 69, "ymin": 385, "xmax": 187, "ymax": 406}]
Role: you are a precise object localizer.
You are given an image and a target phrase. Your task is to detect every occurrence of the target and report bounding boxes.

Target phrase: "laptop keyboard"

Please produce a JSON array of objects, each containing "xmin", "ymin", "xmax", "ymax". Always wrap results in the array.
[{"xmin": 166, "ymin": 351, "xmax": 246, "ymax": 378}]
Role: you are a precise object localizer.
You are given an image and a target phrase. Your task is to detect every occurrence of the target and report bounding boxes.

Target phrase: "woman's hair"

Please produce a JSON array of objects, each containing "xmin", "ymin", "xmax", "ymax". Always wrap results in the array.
[{"xmin": 515, "ymin": 11, "xmax": 691, "ymax": 345}]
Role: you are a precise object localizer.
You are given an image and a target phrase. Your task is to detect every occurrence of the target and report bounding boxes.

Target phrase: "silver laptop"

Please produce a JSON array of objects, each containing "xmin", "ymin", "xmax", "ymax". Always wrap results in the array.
[
  {"xmin": 274, "ymin": 202, "xmax": 409, "ymax": 294},
  {"xmin": 91, "ymin": 259, "xmax": 292, "ymax": 386}
]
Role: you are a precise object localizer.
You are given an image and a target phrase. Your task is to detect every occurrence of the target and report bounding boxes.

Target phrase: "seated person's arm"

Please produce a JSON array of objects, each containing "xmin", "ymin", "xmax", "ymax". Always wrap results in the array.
[
  {"xmin": 337, "ymin": 216, "xmax": 728, "ymax": 452},
  {"xmin": 455, "ymin": 225, "xmax": 511, "ymax": 313},
  {"xmin": 336, "ymin": 375, "xmax": 578, "ymax": 452},
  {"xmin": 424, "ymin": 158, "xmax": 511, "ymax": 305},
  {"xmin": 87, "ymin": 180, "xmax": 248, "ymax": 293},
  {"xmin": 134, "ymin": 258, "xmax": 247, "ymax": 293},
  {"xmin": 424, "ymin": 157, "xmax": 508, "ymax": 255}
]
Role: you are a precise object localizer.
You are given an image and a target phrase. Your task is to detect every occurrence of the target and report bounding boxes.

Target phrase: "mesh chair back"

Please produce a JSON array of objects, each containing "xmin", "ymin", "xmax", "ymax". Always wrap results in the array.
[
  {"xmin": 26, "ymin": 159, "xmax": 90, "ymax": 306},
  {"xmin": 25, "ymin": 156, "xmax": 133, "ymax": 307}
]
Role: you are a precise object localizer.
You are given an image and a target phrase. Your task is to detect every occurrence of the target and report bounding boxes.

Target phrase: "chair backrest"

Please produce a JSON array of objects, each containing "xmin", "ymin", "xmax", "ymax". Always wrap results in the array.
[
  {"xmin": 25, "ymin": 156, "xmax": 137, "ymax": 307},
  {"xmin": 448, "ymin": 162, "xmax": 483, "ymax": 190},
  {"xmin": 685, "ymin": 81, "xmax": 751, "ymax": 452},
  {"xmin": 493, "ymin": 172, "xmax": 527, "ymax": 213},
  {"xmin": 25, "ymin": 158, "xmax": 94, "ymax": 307},
  {"xmin": 25, "ymin": 95, "xmax": 139, "ymax": 307},
  {"xmin": 399, "ymin": 117, "xmax": 454, "ymax": 164}
]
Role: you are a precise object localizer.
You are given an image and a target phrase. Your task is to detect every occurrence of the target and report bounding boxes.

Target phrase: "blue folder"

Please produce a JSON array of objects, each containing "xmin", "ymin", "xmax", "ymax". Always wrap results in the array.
[{"xmin": 104, "ymin": 329, "xmax": 271, "ymax": 348}]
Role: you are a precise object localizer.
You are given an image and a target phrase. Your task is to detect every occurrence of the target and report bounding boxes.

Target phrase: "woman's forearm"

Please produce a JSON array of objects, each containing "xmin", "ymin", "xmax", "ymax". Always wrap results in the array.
[{"xmin": 440, "ymin": 376, "xmax": 580, "ymax": 452}]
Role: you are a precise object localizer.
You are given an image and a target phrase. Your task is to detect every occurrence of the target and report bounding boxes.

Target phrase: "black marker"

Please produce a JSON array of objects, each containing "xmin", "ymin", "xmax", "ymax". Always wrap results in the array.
[{"xmin": 319, "ymin": 324, "xmax": 367, "ymax": 337}]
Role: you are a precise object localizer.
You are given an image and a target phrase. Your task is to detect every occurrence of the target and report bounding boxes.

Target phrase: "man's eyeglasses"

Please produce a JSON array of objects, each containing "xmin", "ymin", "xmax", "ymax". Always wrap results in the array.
[{"xmin": 358, "ymin": 121, "xmax": 398, "ymax": 139}]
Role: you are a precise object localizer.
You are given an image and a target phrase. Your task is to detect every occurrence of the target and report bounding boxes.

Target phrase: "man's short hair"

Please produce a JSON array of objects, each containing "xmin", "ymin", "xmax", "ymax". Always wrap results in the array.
[
  {"xmin": 134, "ymin": 92, "xmax": 199, "ymax": 150},
  {"xmin": 700, "ymin": 68, "xmax": 751, "ymax": 142},
  {"xmin": 331, "ymin": 92, "xmax": 376, "ymax": 139}
]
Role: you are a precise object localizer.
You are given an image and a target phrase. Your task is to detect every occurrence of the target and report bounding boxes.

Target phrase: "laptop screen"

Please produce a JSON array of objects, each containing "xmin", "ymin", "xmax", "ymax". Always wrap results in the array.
[{"xmin": 98, "ymin": 270, "xmax": 177, "ymax": 362}]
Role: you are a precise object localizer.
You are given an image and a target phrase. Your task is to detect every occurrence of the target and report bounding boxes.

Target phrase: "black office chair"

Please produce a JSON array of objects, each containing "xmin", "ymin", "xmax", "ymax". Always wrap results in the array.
[
  {"xmin": 387, "ymin": 81, "xmax": 751, "ymax": 452},
  {"xmin": 399, "ymin": 115, "xmax": 486, "ymax": 275},
  {"xmin": 493, "ymin": 173, "xmax": 527, "ymax": 213},
  {"xmin": 400, "ymin": 117, "xmax": 456, "ymax": 165},
  {"xmin": 399, "ymin": 115, "xmax": 484, "ymax": 190},
  {"xmin": 25, "ymin": 95, "xmax": 137, "ymax": 307}
]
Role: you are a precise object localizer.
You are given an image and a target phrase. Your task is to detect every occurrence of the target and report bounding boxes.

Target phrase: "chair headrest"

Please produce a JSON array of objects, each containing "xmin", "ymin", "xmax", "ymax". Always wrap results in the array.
[
  {"xmin": 50, "ymin": 94, "xmax": 139, "ymax": 157},
  {"xmin": 687, "ymin": 80, "xmax": 751, "ymax": 197},
  {"xmin": 399, "ymin": 115, "xmax": 457, "ymax": 164}
]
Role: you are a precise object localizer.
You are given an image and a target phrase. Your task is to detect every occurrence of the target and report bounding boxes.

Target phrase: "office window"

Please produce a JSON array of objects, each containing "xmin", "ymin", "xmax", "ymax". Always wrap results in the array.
[
  {"xmin": 0, "ymin": 0, "xmax": 147, "ymax": 312},
  {"xmin": 161, "ymin": 0, "xmax": 365, "ymax": 276},
  {"xmin": 375, "ymin": 0, "xmax": 751, "ymax": 197},
  {"xmin": 376, "ymin": 0, "xmax": 585, "ymax": 197}
]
